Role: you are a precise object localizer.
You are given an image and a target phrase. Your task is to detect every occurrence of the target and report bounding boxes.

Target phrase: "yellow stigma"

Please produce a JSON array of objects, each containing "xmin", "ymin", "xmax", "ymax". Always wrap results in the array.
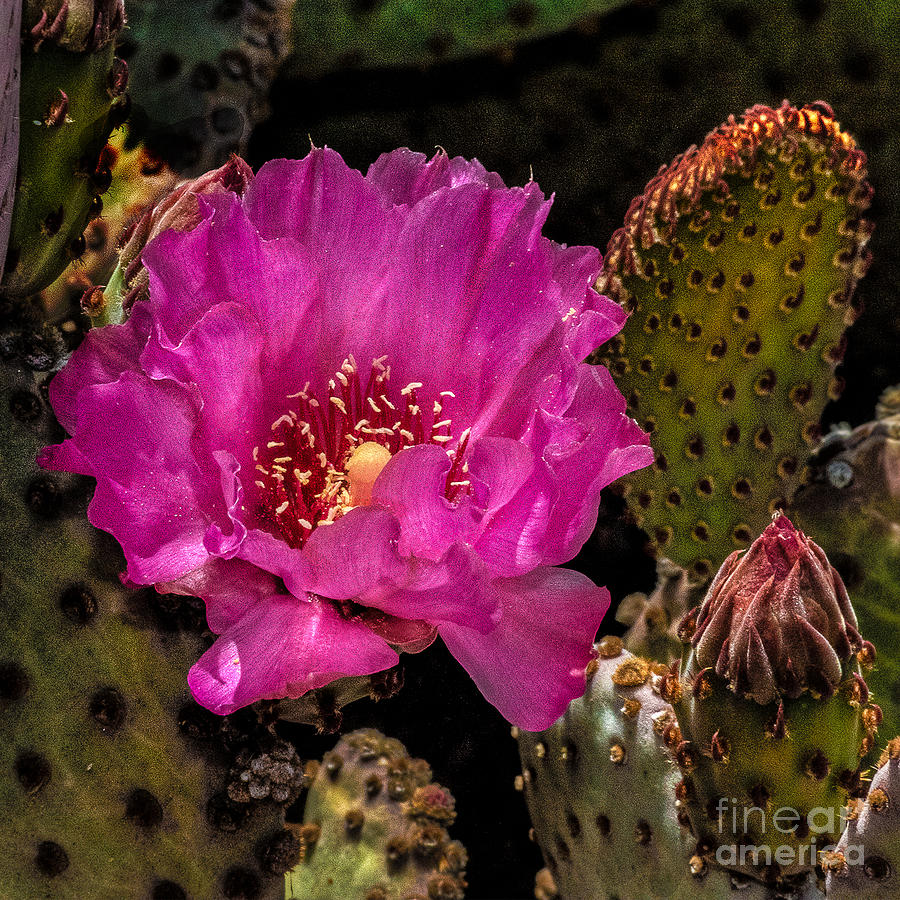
[{"xmin": 345, "ymin": 441, "xmax": 392, "ymax": 507}]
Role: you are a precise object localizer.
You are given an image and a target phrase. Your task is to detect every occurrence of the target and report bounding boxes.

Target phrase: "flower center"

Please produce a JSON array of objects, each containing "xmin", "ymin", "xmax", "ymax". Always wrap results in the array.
[{"xmin": 251, "ymin": 356, "xmax": 470, "ymax": 548}]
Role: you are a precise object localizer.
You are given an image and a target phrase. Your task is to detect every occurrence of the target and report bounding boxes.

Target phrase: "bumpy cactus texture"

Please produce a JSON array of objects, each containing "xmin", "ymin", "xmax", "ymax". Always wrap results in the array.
[
  {"xmin": 0, "ymin": 311, "xmax": 289, "ymax": 899},
  {"xmin": 121, "ymin": 0, "xmax": 293, "ymax": 175},
  {"xmin": 793, "ymin": 411, "xmax": 900, "ymax": 742},
  {"xmin": 2, "ymin": 32, "xmax": 128, "ymax": 297},
  {"xmin": 287, "ymin": 728, "xmax": 467, "ymax": 900},
  {"xmin": 594, "ymin": 102, "xmax": 872, "ymax": 582},
  {"xmin": 825, "ymin": 737, "xmax": 900, "ymax": 898},
  {"xmin": 517, "ymin": 639, "xmax": 753, "ymax": 900}
]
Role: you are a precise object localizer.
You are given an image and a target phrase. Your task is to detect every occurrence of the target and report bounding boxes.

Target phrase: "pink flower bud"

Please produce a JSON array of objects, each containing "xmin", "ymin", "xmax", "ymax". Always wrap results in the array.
[{"xmin": 690, "ymin": 515, "xmax": 861, "ymax": 704}]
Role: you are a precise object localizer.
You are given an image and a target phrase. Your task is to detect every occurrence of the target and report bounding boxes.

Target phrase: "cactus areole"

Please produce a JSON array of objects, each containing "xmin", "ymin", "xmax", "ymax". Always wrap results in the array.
[
  {"xmin": 39, "ymin": 147, "xmax": 653, "ymax": 730},
  {"xmin": 688, "ymin": 515, "xmax": 862, "ymax": 704}
]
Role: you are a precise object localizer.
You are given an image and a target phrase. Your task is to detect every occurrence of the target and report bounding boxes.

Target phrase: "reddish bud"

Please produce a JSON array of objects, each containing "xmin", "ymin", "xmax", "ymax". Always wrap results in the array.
[{"xmin": 692, "ymin": 515, "xmax": 862, "ymax": 704}]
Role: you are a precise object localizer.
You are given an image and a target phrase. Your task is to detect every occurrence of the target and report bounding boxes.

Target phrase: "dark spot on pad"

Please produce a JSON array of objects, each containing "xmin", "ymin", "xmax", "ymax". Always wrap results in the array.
[
  {"xmin": 0, "ymin": 661, "xmax": 29, "ymax": 700},
  {"xmin": 211, "ymin": 106, "xmax": 244, "ymax": 135},
  {"xmin": 223, "ymin": 866, "xmax": 262, "ymax": 899},
  {"xmin": 15, "ymin": 750, "xmax": 51, "ymax": 795},
  {"xmin": 151, "ymin": 881, "xmax": 187, "ymax": 900},
  {"xmin": 154, "ymin": 52, "xmax": 182, "ymax": 81},
  {"xmin": 9, "ymin": 390, "xmax": 42, "ymax": 423},
  {"xmin": 261, "ymin": 829, "xmax": 302, "ymax": 874},
  {"xmin": 89, "ymin": 687, "xmax": 126, "ymax": 731},
  {"xmin": 34, "ymin": 841, "xmax": 69, "ymax": 876},
  {"xmin": 59, "ymin": 584, "xmax": 99, "ymax": 624},
  {"xmin": 25, "ymin": 477, "xmax": 62, "ymax": 519},
  {"xmin": 126, "ymin": 788, "xmax": 163, "ymax": 829},
  {"xmin": 190, "ymin": 62, "xmax": 220, "ymax": 92}
]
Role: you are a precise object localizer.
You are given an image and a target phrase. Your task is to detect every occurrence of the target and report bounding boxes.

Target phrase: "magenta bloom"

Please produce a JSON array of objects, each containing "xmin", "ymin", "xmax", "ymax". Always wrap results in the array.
[{"xmin": 40, "ymin": 148, "xmax": 652, "ymax": 730}]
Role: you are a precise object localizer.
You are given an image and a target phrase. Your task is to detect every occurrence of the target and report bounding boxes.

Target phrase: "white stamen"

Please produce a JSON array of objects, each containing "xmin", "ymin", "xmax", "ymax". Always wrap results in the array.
[
  {"xmin": 275, "ymin": 501, "xmax": 290, "ymax": 515},
  {"xmin": 401, "ymin": 382, "xmax": 423, "ymax": 395}
]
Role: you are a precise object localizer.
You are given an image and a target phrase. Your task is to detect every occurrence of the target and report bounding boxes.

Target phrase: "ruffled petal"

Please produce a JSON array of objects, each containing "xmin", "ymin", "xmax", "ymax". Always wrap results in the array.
[
  {"xmin": 159, "ymin": 557, "xmax": 282, "ymax": 633},
  {"xmin": 365, "ymin": 148, "xmax": 504, "ymax": 207},
  {"xmin": 371, "ymin": 444, "xmax": 478, "ymax": 560},
  {"xmin": 302, "ymin": 506, "xmax": 407, "ymax": 600},
  {"xmin": 438, "ymin": 566, "xmax": 610, "ymax": 730},
  {"xmin": 139, "ymin": 300, "xmax": 266, "ymax": 454},
  {"xmin": 188, "ymin": 595, "xmax": 399, "ymax": 714},
  {"xmin": 535, "ymin": 365, "xmax": 653, "ymax": 566},
  {"xmin": 45, "ymin": 303, "xmax": 151, "ymax": 433},
  {"xmin": 50, "ymin": 371, "xmax": 219, "ymax": 584},
  {"xmin": 360, "ymin": 544, "xmax": 497, "ymax": 633}
]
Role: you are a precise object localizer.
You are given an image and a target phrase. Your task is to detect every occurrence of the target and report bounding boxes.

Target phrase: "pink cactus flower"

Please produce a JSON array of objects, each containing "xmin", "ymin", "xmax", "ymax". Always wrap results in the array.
[{"xmin": 39, "ymin": 147, "xmax": 652, "ymax": 729}]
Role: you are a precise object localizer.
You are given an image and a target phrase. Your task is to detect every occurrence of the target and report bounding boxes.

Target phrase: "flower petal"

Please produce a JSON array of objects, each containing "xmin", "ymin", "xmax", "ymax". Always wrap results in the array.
[
  {"xmin": 188, "ymin": 595, "xmax": 399, "ymax": 714},
  {"xmin": 535, "ymin": 366, "xmax": 653, "ymax": 566},
  {"xmin": 361, "ymin": 544, "xmax": 497, "ymax": 633},
  {"xmin": 48, "ymin": 371, "xmax": 218, "ymax": 584},
  {"xmin": 302, "ymin": 506, "xmax": 407, "ymax": 600},
  {"xmin": 159, "ymin": 557, "xmax": 282, "ymax": 633},
  {"xmin": 365, "ymin": 148, "xmax": 504, "ymax": 207},
  {"xmin": 371, "ymin": 444, "xmax": 478, "ymax": 560},
  {"xmin": 438, "ymin": 566, "xmax": 610, "ymax": 730}
]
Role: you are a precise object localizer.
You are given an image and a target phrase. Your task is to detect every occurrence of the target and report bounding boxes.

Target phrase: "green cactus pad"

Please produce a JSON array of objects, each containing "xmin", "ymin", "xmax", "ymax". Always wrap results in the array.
[
  {"xmin": 616, "ymin": 558, "xmax": 703, "ymax": 664},
  {"xmin": 593, "ymin": 101, "xmax": 872, "ymax": 582},
  {"xmin": 0, "ymin": 315, "xmax": 289, "ymax": 899},
  {"xmin": 517, "ymin": 639, "xmax": 768, "ymax": 899},
  {"xmin": 2, "ymin": 37, "xmax": 128, "ymax": 298},
  {"xmin": 792, "ymin": 412, "xmax": 900, "ymax": 743},
  {"xmin": 284, "ymin": 0, "xmax": 632, "ymax": 77},
  {"xmin": 286, "ymin": 728, "xmax": 467, "ymax": 900},
  {"xmin": 673, "ymin": 658, "xmax": 875, "ymax": 880}
]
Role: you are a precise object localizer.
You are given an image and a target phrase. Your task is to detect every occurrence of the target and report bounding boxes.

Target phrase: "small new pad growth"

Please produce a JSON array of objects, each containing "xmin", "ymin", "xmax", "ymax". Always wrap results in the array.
[
  {"xmin": 286, "ymin": 728, "xmax": 467, "ymax": 900},
  {"xmin": 595, "ymin": 101, "xmax": 873, "ymax": 582}
]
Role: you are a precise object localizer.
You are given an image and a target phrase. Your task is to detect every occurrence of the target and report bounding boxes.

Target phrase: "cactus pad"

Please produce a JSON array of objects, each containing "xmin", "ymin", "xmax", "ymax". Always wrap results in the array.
[
  {"xmin": 825, "ymin": 737, "xmax": 900, "ymax": 898},
  {"xmin": 792, "ymin": 412, "xmax": 900, "ymax": 742},
  {"xmin": 517, "ymin": 639, "xmax": 759, "ymax": 899},
  {"xmin": 616, "ymin": 558, "xmax": 702, "ymax": 664},
  {"xmin": 286, "ymin": 728, "xmax": 467, "ymax": 900},
  {"xmin": 673, "ymin": 519, "xmax": 880, "ymax": 880},
  {"xmin": 121, "ymin": 0, "xmax": 293, "ymax": 175},
  {"xmin": 2, "ymin": 26, "xmax": 128, "ymax": 298},
  {"xmin": 594, "ymin": 101, "xmax": 873, "ymax": 581},
  {"xmin": 0, "ymin": 311, "xmax": 289, "ymax": 899}
]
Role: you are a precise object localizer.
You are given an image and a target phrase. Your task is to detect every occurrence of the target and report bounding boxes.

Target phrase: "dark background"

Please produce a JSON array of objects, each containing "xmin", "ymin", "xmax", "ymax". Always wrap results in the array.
[{"xmin": 176, "ymin": 1, "xmax": 900, "ymax": 896}]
